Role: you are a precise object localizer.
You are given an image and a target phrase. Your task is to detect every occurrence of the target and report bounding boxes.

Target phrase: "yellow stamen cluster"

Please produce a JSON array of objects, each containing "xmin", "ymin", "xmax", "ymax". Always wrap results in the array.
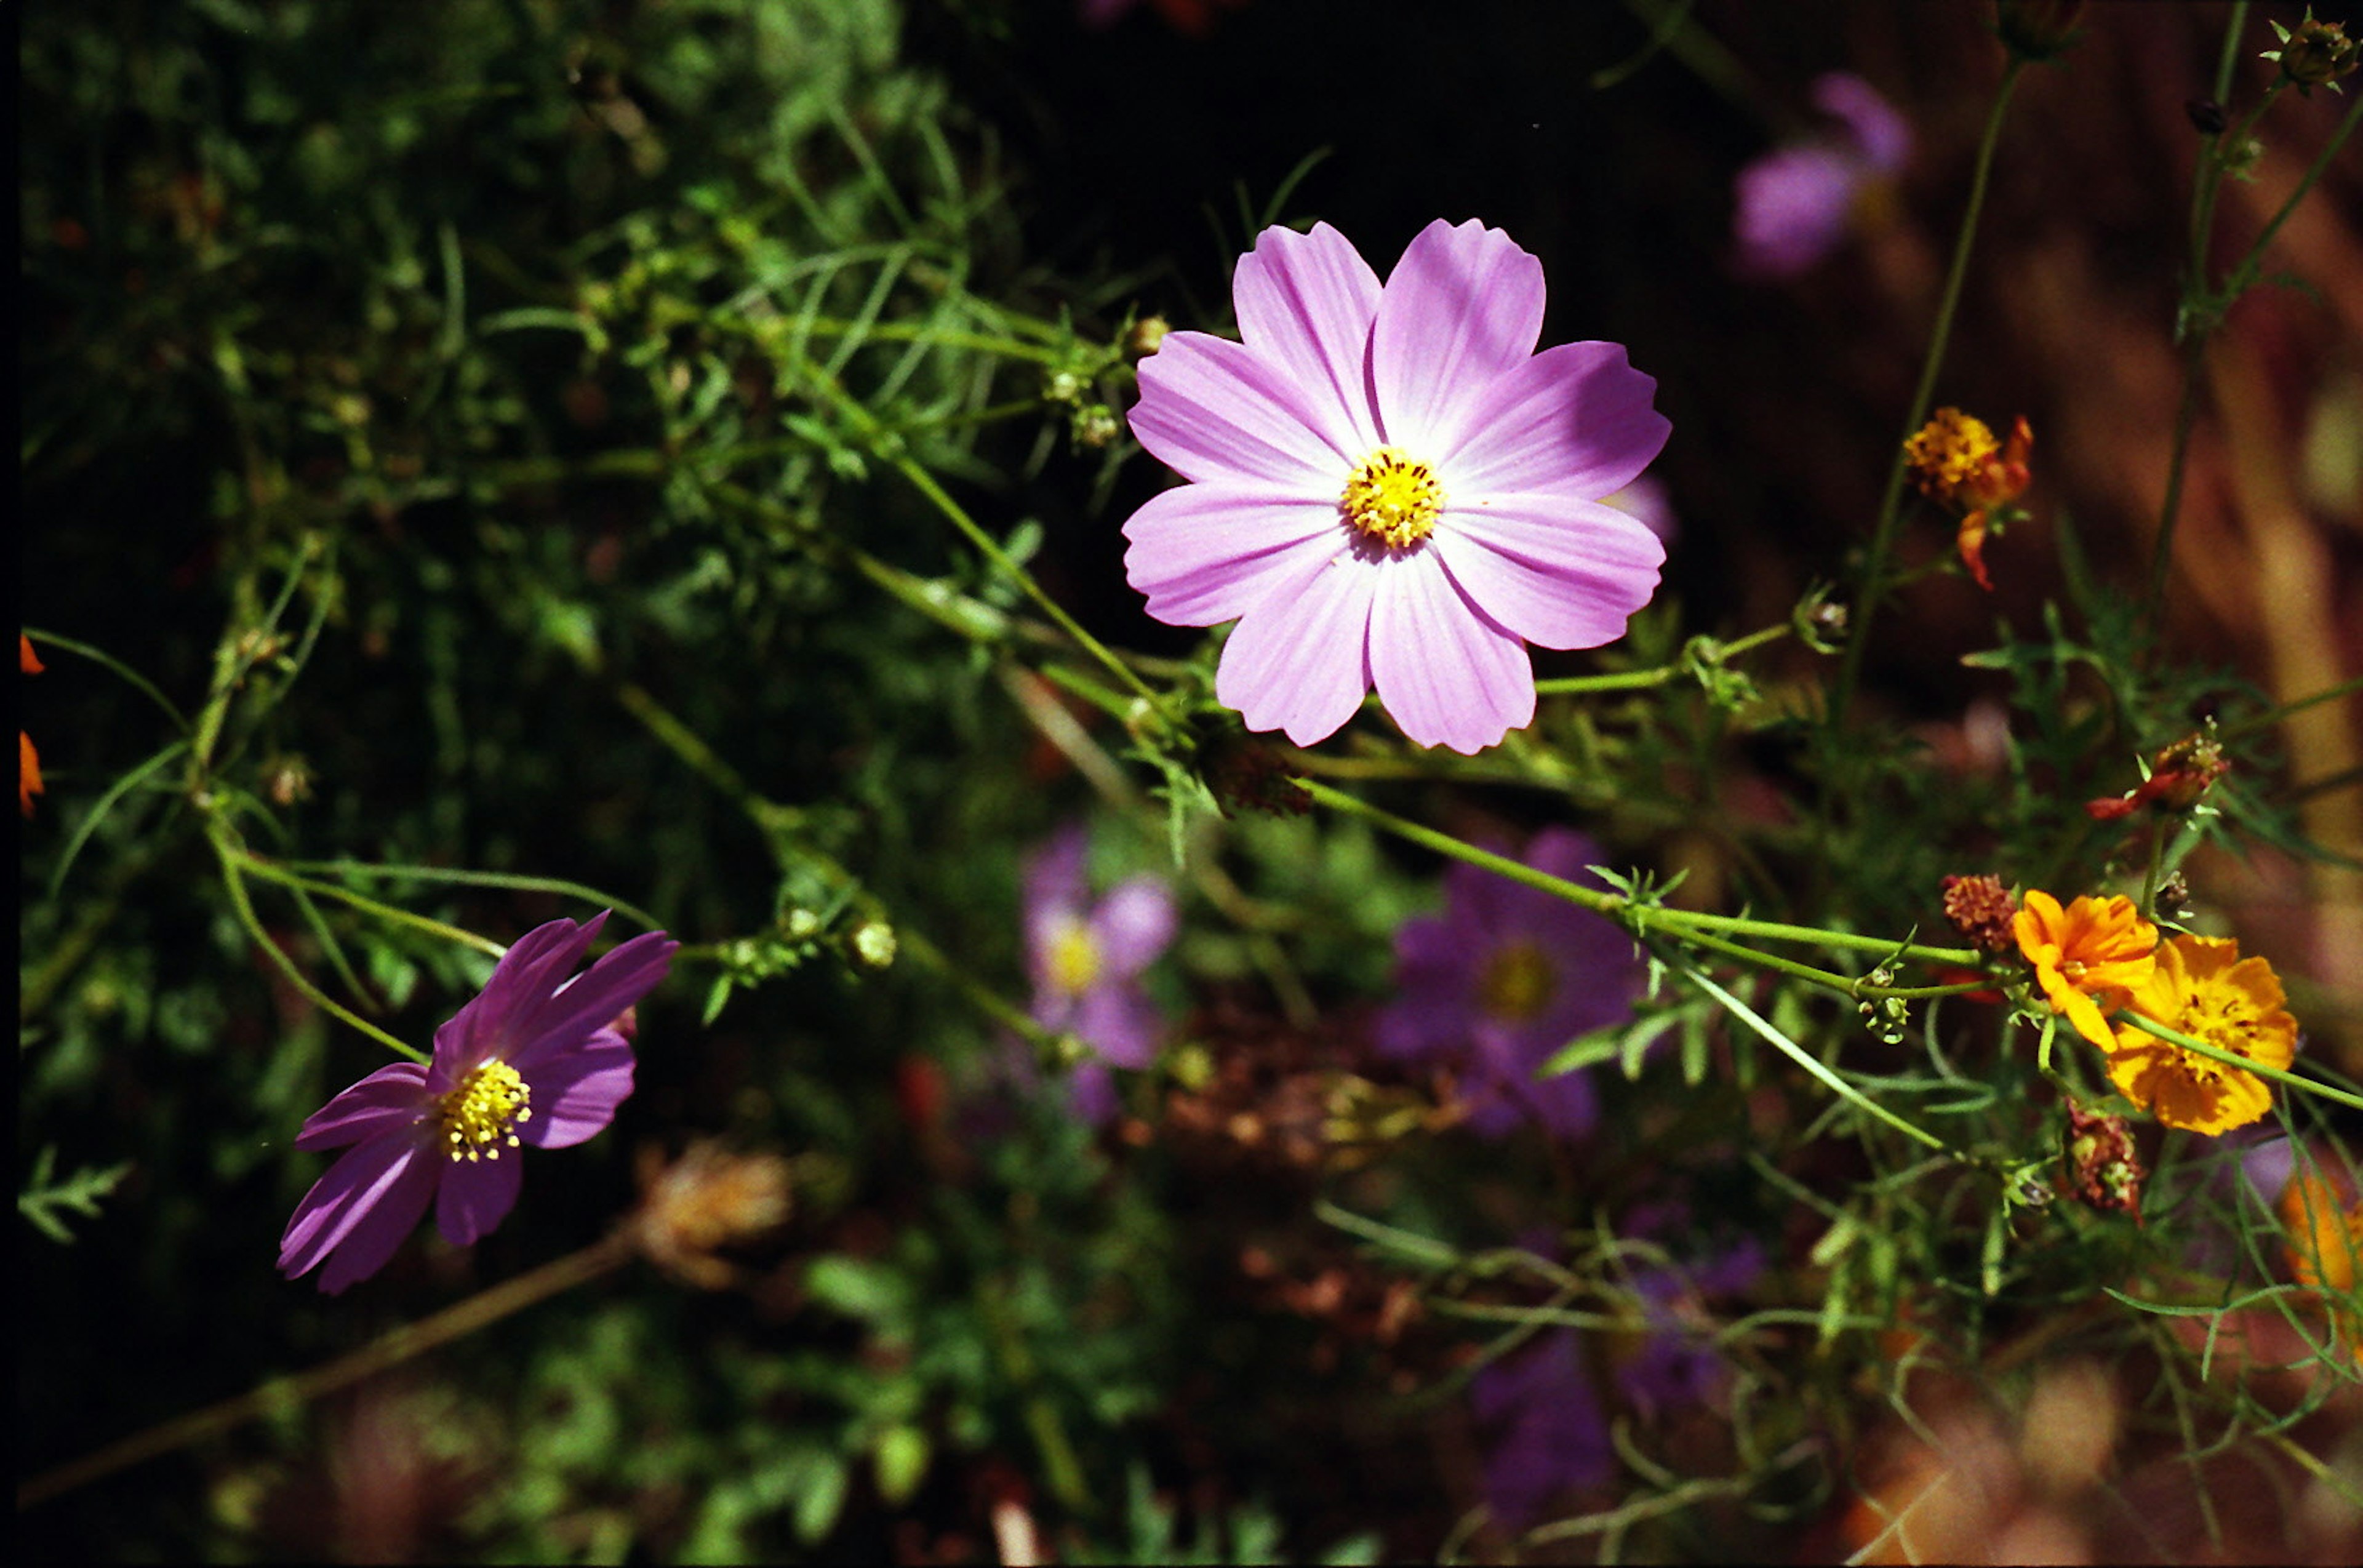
[
  {"xmin": 438, "ymin": 1060, "xmax": 532, "ymax": 1162},
  {"xmin": 1341, "ymin": 447, "xmax": 1445, "ymax": 550},
  {"xmin": 1477, "ymin": 939, "xmax": 1557, "ymax": 1024},
  {"xmin": 1903, "ymin": 408, "xmax": 2002, "ymax": 499},
  {"xmin": 1049, "ymin": 922, "xmax": 1102, "ymax": 996}
]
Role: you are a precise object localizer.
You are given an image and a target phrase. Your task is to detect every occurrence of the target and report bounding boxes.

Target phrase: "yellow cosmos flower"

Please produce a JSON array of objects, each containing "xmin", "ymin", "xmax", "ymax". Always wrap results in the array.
[
  {"xmin": 2103, "ymin": 935, "xmax": 2297, "ymax": 1135},
  {"xmin": 2011, "ymin": 890, "xmax": 2157, "ymax": 1048}
]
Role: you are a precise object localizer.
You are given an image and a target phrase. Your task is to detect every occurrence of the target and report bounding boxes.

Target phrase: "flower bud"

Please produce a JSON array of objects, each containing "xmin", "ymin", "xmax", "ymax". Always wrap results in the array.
[
  {"xmin": 849, "ymin": 919, "xmax": 897, "ymax": 970},
  {"xmin": 2064, "ymin": 1103, "xmax": 2145, "ymax": 1220},
  {"xmin": 1126, "ymin": 315, "xmax": 1170, "ymax": 359},
  {"xmin": 1942, "ymin": 874, "xmax": 2020, "ymax": 953},
  {"xmin": 1996, "ymin": 0, "xmax": 2087, "ymax": 63},
  {"xmin": 2263, "ymin": 11, "xmax": 2359, "ymax": 94},
  {"xmin": 2184, "ymin": 98, "xmax": 2228, "ymax": 135}
]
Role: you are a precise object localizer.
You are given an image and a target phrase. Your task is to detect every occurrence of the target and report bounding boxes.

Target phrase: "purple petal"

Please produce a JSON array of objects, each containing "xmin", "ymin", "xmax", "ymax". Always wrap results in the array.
[
  {"xmin": 1067, "ymin": 1060, "xmax": 1119, "ymax": 1126},
  {"xmin": 1602, "ymin": 474, "xmax": 1678, "ymax": 543},
  {"xmin": 430, "ymin": 916, "xmax": 604, "ymax": 1086},
  {"xmin": 1091, "ymin": 877, "xmax": 1178, "ymax": 975},
  {"xmin": 279, "ymin": 1132, "xmax": 439, "ymax": 1293},
  {"xmin": 295, "ymin": 1060, "xmax": 433, "ymax": 1150},
  {"xmin": 435, "ymin": 1145, "xmax": 524, "ymax": 1247},
  {"xmin": 1073, "ymin": 985, "xmax": 1162, "ymax": 1070},
  {"xmin": 1231, "ymin": 222, "xmax": 1385, "ymax": 455},
  {"xmin": 1370, "ymin": 219, "xmax": 1546, "ymax": 453},
  {"xmin": 1121, "ymin": 484, "xmax": 1347, "ymax": 628},
  {"xmin": 1129, "ymin": 331, "xmax": 1353, "ymax": 486},
  {"xmin": 1214, "ymin": 553, "xmax": 1380, "ymax": 746},
  {"xmin": 518, "ymin": 1028, "xmax": 636, "ymax": 1149},
  {"xmin": 1377, "ymin": 915, "xmax": 1474, "ymax": 1060},
  {"xmin": 1023, "ymin": 825, "xmax": 1092, "ymax": 958},
  {"xmin": 505, "ymin": 930, "xmax": 676, "ymax": 1075},
  {"xmin": 1367, "ymin": 549, "xmax": 1534, "ymax": 754},
  {"xmin": 1814, "ymin": 73, "xmax": 1911, "ymax": 174},
  {"xmin": 1471, "ymin": 1330, "xmax": 1612, "ymax": 1529},
  {"xmin": 1434, "ymin": 497, "xmax": 1665, "ymax": 651},
  {"xmin": 1441, "ymin": 340, "xmax": 1671, "ymax": 498},
  {"xmin": 1732, "ymin": 145, "xmax": 1861, "ymax": 279},
  {"xmin": 2238, "ymin": 1136, "xmax": 2297, "ymax": 1209}
]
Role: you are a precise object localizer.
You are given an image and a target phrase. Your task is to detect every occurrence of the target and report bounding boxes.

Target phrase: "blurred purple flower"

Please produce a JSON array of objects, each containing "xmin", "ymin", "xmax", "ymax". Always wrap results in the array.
[
  {"xmin": 1377, "ymin": 828, "xmax": 1642, "ymax": 1138},
  {"xmin": 1602, "ymin": 472, "xmax": 1678, "ymax": 545},
  {"xmin": 1025, "ymin": 825, "xmax": 1178, "ymax": 1122},
  {"xmin": 1122, "ymin": 218, "xmax": 1670, "ymax": 754},
  {"xmin": 279, "ymin": 913, "xmax": 676, "ymax": 1294},
  {"xmin": 1613, "ymin": 1230, "xmax": 1768, "ymax": 1421},
  {"xmin": 1732, "ymin": 73, "xmax": 1912, "ymax": 279},
  {"xmin": 1470, "ymin": 1329, "xmax": 1614, "ymax": 1531}
]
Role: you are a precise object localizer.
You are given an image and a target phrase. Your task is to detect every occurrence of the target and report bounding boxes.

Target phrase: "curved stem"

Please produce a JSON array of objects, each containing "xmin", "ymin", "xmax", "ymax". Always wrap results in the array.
[
  {"xmin": 226, "ymin": 846, "xmax": 506, "ymax": 959},
  {"xmin": 1830, "ymin": 58, "xmax": 2025, "ymax": 729}
]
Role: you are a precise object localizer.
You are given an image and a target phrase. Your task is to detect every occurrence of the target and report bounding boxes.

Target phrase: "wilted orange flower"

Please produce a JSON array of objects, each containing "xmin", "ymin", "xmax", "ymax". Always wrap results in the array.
[
  {"xmin": 1903, "ymin": 407, "xmax": 2032, "ymax": 591},
  {"xmin": 2085, "ymin": 728, "xmax": 2230, "ymax": 821},
  {"xmin": 2104, "ymin": 935, "xmax": 2296, "ymax": 1135},
  {"xmin": 20, "ymin": 634, "xmax": 43, "ymax": 818},
  {"xmin": 2011, "ymin": 891, "xmax": 2156, "ymax": 1047}
]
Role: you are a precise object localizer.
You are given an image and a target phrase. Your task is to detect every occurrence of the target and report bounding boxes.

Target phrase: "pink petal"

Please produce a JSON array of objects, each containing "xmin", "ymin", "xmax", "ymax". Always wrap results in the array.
[
  {"xmin": 1370, "ymin": 219, "xmax": 1545, "ymax": 454},
  {"xmin": 1231, "ymin": 222, "xmax": 1385, "ymax": 455},
  {"xmin": 279, "ymin": 1132, "xmax": 438, "ymax": 1292},
  {"xmin": 1367, "ymin": 549, "xmax": 1535, "ymax": 753},
  {"xmin": 295, "ymin": 1060, "xmax": 432, "ymax": 1150},
  {"xmin": 1442, "ymin": 341, "xmax": 1671, "ymax": 498},
  {"xmin": 1092, "ymin": 878, "xmax": 1178, "ymax": 975},
  {"xmin": 1814, "ymin": 73, "xmax": 1911, "ymax": 174},
  {"xmin": 1732, "ymin": 146, "xmax": 1860, "ymax": 279},
  {"xmin": 1129, "ymin": 331, "xmax": 1353, "ymax": 486},
  {"xmin": 518, "ymin": 1030, "xmax": 636, "ymax": 1149},
  {"xmin": 430, "ymin": 916, "xmax": 602, "ymax": 1086},
  {"xmin": 1214, "ymin": 553, "xmax": 1381, "ymax": 746},
  {"xmin": 506, "ymin": 930, "xmax": 675, "ymax": 1074},
  {"xmin": 436, "ymin": 1145, "xmax": 524, "ymax": 1247},
  {"xmin": 1122, "ymin": 484, "xmax": 1346, "ymax": 627},
  {"xmin": 1433, "ymin": 497, "xmax": 1665, "ymax": 649}
]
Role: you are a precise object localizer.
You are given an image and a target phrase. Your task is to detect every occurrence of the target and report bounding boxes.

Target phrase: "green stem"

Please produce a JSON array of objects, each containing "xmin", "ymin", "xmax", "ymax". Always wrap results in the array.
[
  {"xmin": 17, "ymin": 1233, "xmax": 632, "ymax": 1510},
  {"xmin": 225, "ymin": 846, "xmax": 506, "ymax": 959},
  {"xmin": 1300, "ymin": 779, "xmax": 1981, "ymax": 967},
  {"xmin": 1533, "ymin": 622, "xmax": 1789, "ymax": 696},
  {"xmin": 2112, "ymin": 1009, "xmax": 2363, "ymax": 1112},
  {"xmin": 1830, "ymin": 57, "xmax": 2025, "ymax": 729},
  {"xmin": 278, "ymin": 860, "xmax": 666, "ymax": 936}
]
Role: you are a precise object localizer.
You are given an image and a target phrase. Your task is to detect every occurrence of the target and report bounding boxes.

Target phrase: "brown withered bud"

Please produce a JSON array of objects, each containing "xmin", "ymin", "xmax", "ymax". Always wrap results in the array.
[
  {"xmin": 2064, "ymin": 1104, "xmax": 2145, "ymax": 1222},
  {"xmin": 633, "ymin": 1142, "xmax": 793, "ymax": 1290},
  {"xmin": 1199, "ymin": 727, "xmax": 1311, "ymax": 817},
  {"xmin": 1941, "ymin": 874, "xmax": 2020, "ymax": 953}
]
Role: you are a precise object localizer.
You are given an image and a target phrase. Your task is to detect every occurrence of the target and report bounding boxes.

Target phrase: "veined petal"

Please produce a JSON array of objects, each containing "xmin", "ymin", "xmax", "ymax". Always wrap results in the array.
[
  {"xmin": 295, "ymin": 1061, "xmax": 433, "ymax": 1150},
  {"xmin": 1215, "ymin": 554, "xmax": 1380, "ymax": 746},
  {"xmin": 507, "ymin": 929, "xmax": 676, "ymax": 1074},
  {"xmin": 279, "ymin": 1132, "xmax": 438, "ymax": 1292},
  {"xmin": 1442, "ymin": 341, "xmax": 1671, "ymax": 498},
  {"xmin": 1371, "ymin": 219, "xmax": 1545, "ymax": 453},
  {"xmin": 517, "ymin": 1030, "xmax": 636, "ymax": 1149},
  {"xmin": 1121, "ymin": 483, "xmax": 1347, "ymax": 628},
  {"xmin": 1130, "ymin": 330, "xmax": 1356, "ymax": 485},
  {"xmin": 1434, "ymin": 495, "xmax": 1665, "ymax": 650},
  {"xmin": 1233, "ymin": 222, "xmax": 1385, "ymax": 454},
  {"xmin": 436, "ymin": 1144, "xmax": 524, "ymax": 1247},
  {"xmin": 431, "ymin": 915, "xmax": 604, "ymax": 1086},
  {"xmin": 1368, "ymin": 548, "xmax": 1535, "ymax": 754}
]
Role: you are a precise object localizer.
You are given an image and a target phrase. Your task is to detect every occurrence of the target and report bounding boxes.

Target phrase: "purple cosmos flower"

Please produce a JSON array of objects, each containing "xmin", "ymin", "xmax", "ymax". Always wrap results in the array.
[
  {"xmin": 1024, "ymin": 825, "xmax": 1178, "ymax": 1122},
  {"xmin": 1732, "ymin": 73, "xmax": 1912, "ymax": 279},
  {"xmin": 279, "ymin": 913, "xmax": 676, "ymax": 1294},
  {"xmin": 1470, "ymin": 1329, "xmax": 1614, "ymax": 1531},
  {"xmin": 1122, "ymin": 219, "xmax": 1671, "ymax": 754},
  {"xmin": 1376, "ymin": 828, "xmax": 1642, "ymax": 1138},
  {"xmin": 1612, "ymin": 1225, "xmax": 1768, "ymax": 1422}
]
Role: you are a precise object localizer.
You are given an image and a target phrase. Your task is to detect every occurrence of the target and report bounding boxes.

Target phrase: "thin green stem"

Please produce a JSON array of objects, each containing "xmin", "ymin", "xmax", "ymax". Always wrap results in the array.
[
  {"xmin": 279, "ymin": 860, "xmax": 666, "ymax": 935},
  {"xmin": 2113, "ymin": 1009, "xmax": 2363, "ymax": 1112},
  {"xmin": 223, "ymin": 846, "xmax": 508, "ymax": 960},
  {"xmin": 1831, "ymin": 58, "xmax": 2026, "ymax": 728},
  {"xmin": 1534, "ymin": 622, "xmax": 1789, "ymax": 696},
  {"xmin": 17, "ymin": 1233, "xmax": 631, "ymax": 1510}
]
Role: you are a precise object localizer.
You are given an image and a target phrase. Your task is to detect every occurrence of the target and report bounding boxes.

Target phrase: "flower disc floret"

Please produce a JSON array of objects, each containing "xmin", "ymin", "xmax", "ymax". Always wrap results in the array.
[
  {"xmin": 2105, "ymin": 935, "xmax": 2296, "ymax": 1135},
  {"xmin": 439, "ymin": 1060, "xmax": 530, "ymax": 1161},
  {"xmin": 1121, "ymin": 218, "xmax": 1671, "ymax": 754}
]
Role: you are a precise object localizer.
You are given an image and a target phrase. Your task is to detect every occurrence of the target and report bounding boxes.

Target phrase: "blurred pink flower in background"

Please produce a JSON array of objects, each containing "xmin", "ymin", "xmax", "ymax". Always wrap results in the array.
[
  {"xmin": 1732, "ymin": 73, "xmax": 1912, "ymax": 279},
  {"xmin": 1122, "ymin": 218, "xmax": 1670, "ymax": 753},
  {"xmin": 1377, "ymin": 828, "xmax": 1642, "ymax": 1137},
  {"xmin": 1023, "ymin": 825, "xmax": 1178, "ymax": 1122}
]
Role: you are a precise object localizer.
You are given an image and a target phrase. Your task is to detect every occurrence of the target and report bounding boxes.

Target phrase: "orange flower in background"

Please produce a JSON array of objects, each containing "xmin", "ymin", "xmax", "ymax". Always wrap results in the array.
[
  {"xmin": 1902, "ymin": 407, "xmax": 2032, "ymax": 591},
  {"xmin": 2104, "ymin": 935, "xmax": 2296, "ymax": 1135},
  {"xmin": 2279, "ymin": 1164, "xmax": 2363, "ymax": 1367},
  {"xmin": 2011, "ymin": 891, "xmax": 2156, "ymax": 1047},
  {"xmin": 20, "ymin": 634, "xmax": 42, "ymax": 818}
]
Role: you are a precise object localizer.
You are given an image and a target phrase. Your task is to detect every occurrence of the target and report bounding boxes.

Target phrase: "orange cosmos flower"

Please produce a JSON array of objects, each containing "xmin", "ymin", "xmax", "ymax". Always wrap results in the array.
[
  {"xmin": 2104, "ymin": 935, "xmax": 2296, "ymax": 1135},
  {"xmin": 20, "ymin": 634, "xmax": 42, "ymax": 818},
  {"xmin": 2011, "ymin": 891, "xmax": 2157, "ymax": 1048},
  {"xmin": 1903, "ymin": 408, "xmax": 2032, "ymax": 592}
]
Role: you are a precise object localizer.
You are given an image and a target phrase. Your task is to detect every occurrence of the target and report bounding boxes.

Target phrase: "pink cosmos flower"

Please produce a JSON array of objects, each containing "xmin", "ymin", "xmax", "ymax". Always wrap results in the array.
[
  {"xmin": 1732, "ymin": 73, "xmax": 1912, "ymax": 279},
  {"xmin": 1122, "ymin": 219, "xmax": 1671, "ymax": 754},
  {"xmin": 1377, "ymin": 828, "xmax": 1642, "ymax": 1138},
  {"xmin": 279, "ymin": 913, "xmax": 676, "ymax": 1294},
  {"xmin": 1024, "ymin": 825, "xmax": 1178, "ymax": 1122}
]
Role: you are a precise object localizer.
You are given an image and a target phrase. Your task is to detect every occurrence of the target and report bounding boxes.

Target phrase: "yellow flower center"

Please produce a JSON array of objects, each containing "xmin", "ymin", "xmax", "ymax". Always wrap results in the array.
[
  {"xmin": 438, "ymin": 1061, "xmax": 532, "ymax": 1162},
  {"xmin": 1341, "ymin": 447, "xmax": 1445, "ymax": 550},
  {"xmin": 1477, "ymin": 940, "xmax": 1557, "ymax": 1024},
  {"xmin": 1049, "ymin": 922, "xmax": 1101, "ymax": 996},
  {"xmin": 1903, "ymin": 408, "xmax": 1999, "ymax": 498}
]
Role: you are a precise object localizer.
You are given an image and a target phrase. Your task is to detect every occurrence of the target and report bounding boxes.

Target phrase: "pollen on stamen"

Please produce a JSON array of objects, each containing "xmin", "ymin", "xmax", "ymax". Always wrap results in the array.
[
  {"xmin": 1341, "ymin": 446, "xmax": 1445, "ymax": 550},
  {"xmin": 438, "ymin": 1061, "xmax": 532, "ymax": 1164}
]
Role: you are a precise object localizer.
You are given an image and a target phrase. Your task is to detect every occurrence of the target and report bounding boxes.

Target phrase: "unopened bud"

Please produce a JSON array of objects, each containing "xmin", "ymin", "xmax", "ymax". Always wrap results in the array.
[
  {"xmin": 1126, "ymin": 315, "xmax": 1170, "ymax": 358},
  {"xmin": 1996, "ymin": 0, "xmax": 2087, "ymax": 63},
  {"xmin": 849, "ymin": 920, "xmax": 897, "ymax": 970},
  {"xmin": 2263, "ymin": 10, "xmax": 2359, "ymax": 94}
]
